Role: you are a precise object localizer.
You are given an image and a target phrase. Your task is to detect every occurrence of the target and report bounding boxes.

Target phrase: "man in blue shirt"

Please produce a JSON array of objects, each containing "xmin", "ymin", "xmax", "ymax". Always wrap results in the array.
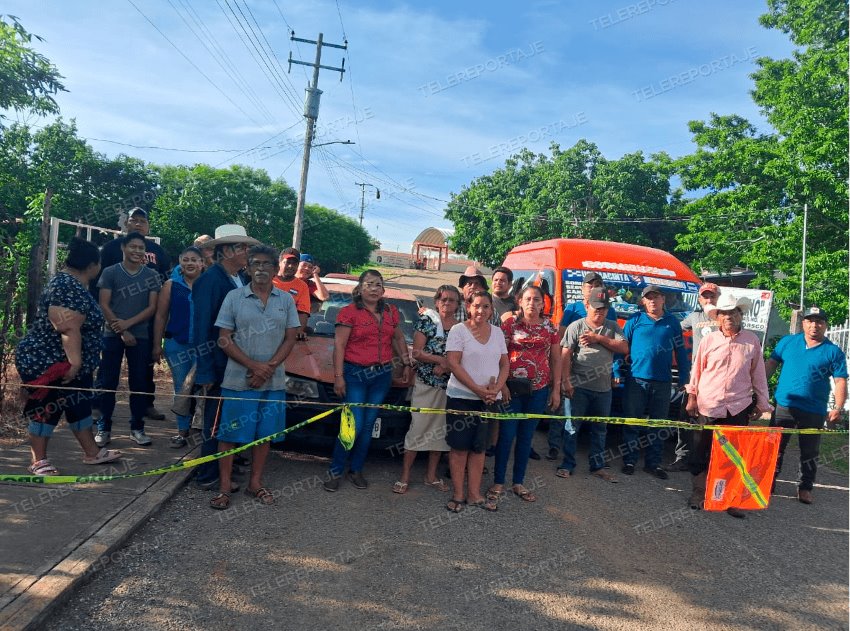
[
  {"xmin": 620, "ymin": 285, "xmax": 690, "ymax": 479},
  {"xmin": 547, "ymin": 272, "xmax": 619, "ymax": 460},
  {"xmin": 766, "ymin": 307, "xmax": 848, "ymax": 504}
]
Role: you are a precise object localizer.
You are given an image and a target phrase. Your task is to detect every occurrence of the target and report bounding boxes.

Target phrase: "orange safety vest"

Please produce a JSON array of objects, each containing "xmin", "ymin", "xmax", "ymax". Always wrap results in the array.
[{"xmin": 704, "ymin": 428, "xmax": 782, "ymax": 512}]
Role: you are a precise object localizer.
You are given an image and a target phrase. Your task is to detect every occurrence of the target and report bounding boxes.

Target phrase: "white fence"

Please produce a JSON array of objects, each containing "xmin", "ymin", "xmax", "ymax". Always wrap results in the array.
[{"xmin": 826, "ymin": 320, "xmax": 849, "ymax": 412}]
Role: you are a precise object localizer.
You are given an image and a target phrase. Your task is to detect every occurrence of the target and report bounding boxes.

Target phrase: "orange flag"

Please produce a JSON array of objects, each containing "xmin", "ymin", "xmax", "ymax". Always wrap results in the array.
[{"xmin": 704, "ymin": 428, "xmax": 782, "ymax": 512}]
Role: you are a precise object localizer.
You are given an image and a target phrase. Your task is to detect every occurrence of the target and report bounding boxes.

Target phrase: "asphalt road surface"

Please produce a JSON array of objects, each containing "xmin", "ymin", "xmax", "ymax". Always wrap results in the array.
[{"xmin": 45, "ymin": 434, "xmax": 849, "ymax": 631}]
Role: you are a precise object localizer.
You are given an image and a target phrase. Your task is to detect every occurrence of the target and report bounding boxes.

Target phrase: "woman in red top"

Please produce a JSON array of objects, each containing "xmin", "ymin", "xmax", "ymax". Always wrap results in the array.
[
  {"xmin": 489, "ymin": 286, "xmax": 561, "ymax": 502},
  {"xmin": 325, "ymin": 270, "xmax": 412, "ymax": 491}
]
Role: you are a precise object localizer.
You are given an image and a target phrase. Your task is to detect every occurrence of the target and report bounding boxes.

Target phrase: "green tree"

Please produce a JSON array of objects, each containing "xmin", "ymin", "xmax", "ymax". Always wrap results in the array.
[
  {"xmin": 0, "ymin": 15, "xmax": 66, "ymax": 121},
  {"xmin": 676, "ymin": 0, "xmax": 848, "ymax": 318},
  {"xmin": 445, "ymin": 140, "xmax": 683, "ymax": 268},
  {"xmin": 301, "ymin": 203, "xmax": 374, "ymax": 272}
]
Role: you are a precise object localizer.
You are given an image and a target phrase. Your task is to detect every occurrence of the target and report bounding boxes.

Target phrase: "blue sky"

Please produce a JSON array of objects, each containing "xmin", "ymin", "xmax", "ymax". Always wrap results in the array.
[{"xmin": 5, "ymin": 0, "xmax": 794, "ymax": 252}]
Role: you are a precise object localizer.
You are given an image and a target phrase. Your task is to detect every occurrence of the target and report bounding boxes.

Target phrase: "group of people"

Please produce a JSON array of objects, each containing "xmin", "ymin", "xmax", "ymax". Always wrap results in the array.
[{"xmin": 16, "ymin": 213, "xmax": 847, "ymax": 518}]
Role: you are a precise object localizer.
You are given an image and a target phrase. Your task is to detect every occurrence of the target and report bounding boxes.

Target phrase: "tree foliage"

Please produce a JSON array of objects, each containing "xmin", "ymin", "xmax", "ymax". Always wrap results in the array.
[
  {"xmin": 445, "ymin": 140, "xmax": 683, "ymax": 268},
  {"xmin": 676, "ymin": 0, "xmax": 848, "ymax": 318},
  {"xmin": 0, "ymin": 15, "xmax": 65, "ymax": 121}
]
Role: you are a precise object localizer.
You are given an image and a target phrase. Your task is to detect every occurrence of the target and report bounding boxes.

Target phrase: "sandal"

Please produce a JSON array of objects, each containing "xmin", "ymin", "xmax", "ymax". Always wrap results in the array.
[
  {"xmin": 512, "ymin": 485, "xmax": 537, "ymax": 502},
  {"xmin": 446, "ymin": 499, "xmax": 465, "ymax": 513},
  {"xmin": 555, "ymin": 468, "xmax": 571, "ymax": 479},
  {"xmin": 210, "ymin": 492, "xmax": 231, "ymax": 510},
  {"xmin": 28, "ymin": 459, "xmax": 58, "ymax": 476},
  {"xmin": 469, "ymin": 499, "xmax": 498, "ymax": 512},
  {"xmin": 83, "ymin": 448, "xmax": 122, "ymax": 465},
  {"xmin": 424, "ymin": 478, "xmax": 448, "ymax": 492},
  {"xmin": 392, "ymin": 481, "xmax": 409, "ymax": 494},
  {"xmin": 245, "ymin": 486, "xmax": 275, "ymax": 505},
  {"xmin": 486, "ymin": 486, "xmax": 505, "ymax": 501}
]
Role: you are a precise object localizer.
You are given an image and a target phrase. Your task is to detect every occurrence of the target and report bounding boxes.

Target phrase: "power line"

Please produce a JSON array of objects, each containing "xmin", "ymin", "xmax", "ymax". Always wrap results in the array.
[
  {"xmin": 174, "ymin": 0, "xmax": 276, "ymax": 125},
  {"xmin": 213, "ymin": 118, "xmax": 304, "ymax": 167},
  {"xmin": 271, "ymin": 0, "xmax": 309, "ymax": 81},
  {"xmin": 126, "ymin": 0, "xmax": 265, "ymax": 128},
  {"xmin": 87, "ymin": 138, "xmax": 270, "ymax": 153}
]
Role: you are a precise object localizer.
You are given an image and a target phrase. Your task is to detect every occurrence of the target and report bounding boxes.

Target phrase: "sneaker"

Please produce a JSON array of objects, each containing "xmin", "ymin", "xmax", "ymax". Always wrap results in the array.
[
  {"xmin": 644, "ymin": 467, "xmax": 669, "ymax": 480},
  {"xmin": 323, "ymin": 474, "xmax": 341, "ymax": 492},
  {"xmin": 621, "ymin": 463, "xmax": 635, "ymax": 475},
  {"xmin": 529, "ymin": 448, "xmax": 542, "ymax": 461},
  {"xmin": 145, "ymin": 406, "xmax": 165, "ymax": 420},
  {"xmin": 726, "ymin": 507, "xmax": 747, "ymax": 519},
  {"xmin": 94, "ymin": 430, "xmax": 111, "ymax": 447},
  {"xmin": 546, "ymin": 448, "xmax": 559, "ymax": 461},
  {"xmin": 347, "ymin": 471, "xmax": 368, "ymax": 489},
  {"xmin": 130, "ymin": 430, "xmax": 152, "ymax": 446},
  {"xmin": 666, "ymin": 459, "xmax": 690, "ymax": 472}
]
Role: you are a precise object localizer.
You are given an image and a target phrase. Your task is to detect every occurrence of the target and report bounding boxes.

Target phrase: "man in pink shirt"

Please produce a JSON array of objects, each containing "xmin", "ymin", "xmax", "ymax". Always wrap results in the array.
[{"xmin": 685, "ymin": 293, "xmax": 773, "ymax": 518}]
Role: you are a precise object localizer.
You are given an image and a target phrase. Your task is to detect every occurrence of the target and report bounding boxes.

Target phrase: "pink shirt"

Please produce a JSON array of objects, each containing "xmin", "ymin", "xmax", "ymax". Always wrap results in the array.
[{"xmin": 686, "ymin": 329, "xmax": 771, "ymax": 418}]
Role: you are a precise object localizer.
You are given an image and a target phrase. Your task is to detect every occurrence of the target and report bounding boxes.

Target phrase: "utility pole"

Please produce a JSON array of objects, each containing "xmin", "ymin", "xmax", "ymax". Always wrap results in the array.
[
  {"xmin": 355, "ymin": 182, "xmax": 379, "ymax": 227},
  {"xmin": 288, "ymin": 32, "xmax": 347, "ymax": 249}
]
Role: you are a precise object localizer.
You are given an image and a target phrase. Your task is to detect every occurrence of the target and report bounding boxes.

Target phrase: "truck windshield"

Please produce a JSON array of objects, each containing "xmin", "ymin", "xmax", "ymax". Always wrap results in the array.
[
  {"xmin": 561, "ymin": 269, "xmax": 698, "ymax": 320},
  {"xmin": 306, "ymin": 292, "xmax": 418, "ymax": 342}
]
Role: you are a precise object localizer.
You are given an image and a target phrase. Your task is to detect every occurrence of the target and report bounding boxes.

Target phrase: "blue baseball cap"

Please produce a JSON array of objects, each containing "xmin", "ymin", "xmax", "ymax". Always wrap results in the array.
[{"xmin": 299, "ymin": 253, "xmax": 315, "ymax": 263}]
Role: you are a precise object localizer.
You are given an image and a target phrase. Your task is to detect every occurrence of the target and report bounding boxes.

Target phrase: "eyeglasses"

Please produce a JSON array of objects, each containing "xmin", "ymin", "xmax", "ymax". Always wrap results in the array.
[{"xmin": 249, "ymin": 260, "xmax": 276, "ymax": 269}]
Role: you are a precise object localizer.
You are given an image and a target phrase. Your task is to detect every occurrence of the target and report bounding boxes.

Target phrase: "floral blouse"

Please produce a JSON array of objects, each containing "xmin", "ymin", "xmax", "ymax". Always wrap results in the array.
[
  {"xmin": 414, "ymin": 313, "xmax": 453, "ymax": 389},
  {"xmin": 15, "ymin": 272, "xmax": 105, "ymax": 381},
  {"xmin": 501, "ymin": 315, "xmax": 560, "ymax": 391}
]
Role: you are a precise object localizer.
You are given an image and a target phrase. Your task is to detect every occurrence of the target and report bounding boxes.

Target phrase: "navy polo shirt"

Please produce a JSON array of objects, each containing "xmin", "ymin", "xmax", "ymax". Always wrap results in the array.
[
  {"xmin": 771, "ymin": 333, "xmax": 848, "ymax": 415},
  {"xmin": 623, "ymin": 311, "xmax": 690, "ymax": 385}
]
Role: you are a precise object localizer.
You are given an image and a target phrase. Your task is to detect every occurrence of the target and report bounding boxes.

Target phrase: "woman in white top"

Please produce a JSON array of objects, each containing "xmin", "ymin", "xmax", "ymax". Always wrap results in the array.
[{"xmin": 445, "ymin": 290, "xmax": 508, "ymax": 512}]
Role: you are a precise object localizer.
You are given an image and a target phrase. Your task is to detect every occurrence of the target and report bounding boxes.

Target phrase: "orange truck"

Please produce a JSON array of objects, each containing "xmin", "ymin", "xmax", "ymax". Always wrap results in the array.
[{"xmin": 501, "ymin": 238, "xmax": 702, "ymax": 324}]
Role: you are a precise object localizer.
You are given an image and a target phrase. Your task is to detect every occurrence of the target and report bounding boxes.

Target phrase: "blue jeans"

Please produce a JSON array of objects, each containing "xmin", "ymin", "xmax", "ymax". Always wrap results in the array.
[
  {"xmin": 96, "ymin": 335, "xmax": 150, "ymax": 432},
  {"xmin": 164, "ymin": 338, "xmax": 195, "ymax": 431},
  {"xmin": 560, "ymin": 388, "xmax": 612, "ymax": 473},
  {"xmin": 621, "ymin": 377, "xmax": 671, "ymax": 469},
  {"xmin": 548, "ymin": 398, "xmax": 571, "ymax": 451},
  {"xmin": 494, "ymin": 386, "xmax": 548, "ymax": 485},
  {"xmin": 329, "ymin": 362, "xmax": 393, "ymax": 476}
]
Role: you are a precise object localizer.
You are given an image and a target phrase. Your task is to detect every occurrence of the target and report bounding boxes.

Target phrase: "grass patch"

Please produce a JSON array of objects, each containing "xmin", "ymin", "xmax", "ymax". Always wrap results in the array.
[{"xmin": 818, "ymin": 431, "xmax": 849, "ymax": 475}]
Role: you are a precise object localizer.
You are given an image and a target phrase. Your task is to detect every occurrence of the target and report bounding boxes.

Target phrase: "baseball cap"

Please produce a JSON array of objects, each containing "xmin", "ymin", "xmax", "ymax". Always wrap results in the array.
[
  {"xmin": 699, "ymin": 282, "xmax": 719, "ymax": 296},
  {"xmin": 588, "ymin": 288, "xmax": 610, "ymax": 309},
  {"xmin": 583, "ymin": 271, "xmax": 603, "ymax": 284},
  {"xmin": 300, "ymin": 253, "xmax": 315, "ymax": 263},
  {"xmin": 803, "ymin": 306, "xmax": 828, "ymax": 322},
  {"xmin": 128, "ymin": 207, "xmax": 148, "ymax": 219},
  {"xmin": 641, "ymin": 285, "xmax": 663, "ymax": 298}
]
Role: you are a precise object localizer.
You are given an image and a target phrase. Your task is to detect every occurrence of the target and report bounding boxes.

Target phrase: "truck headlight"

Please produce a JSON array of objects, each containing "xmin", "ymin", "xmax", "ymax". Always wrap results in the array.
[{"xmin": 284, "ymin": 376, "xmax": 320, "ymax": 399}]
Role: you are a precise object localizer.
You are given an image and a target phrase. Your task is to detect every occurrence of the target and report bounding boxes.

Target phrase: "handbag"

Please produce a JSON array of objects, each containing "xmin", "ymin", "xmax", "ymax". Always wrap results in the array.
[{"xmin": 506, "ymin": 377, "xmax": 533, "ymax": 398}]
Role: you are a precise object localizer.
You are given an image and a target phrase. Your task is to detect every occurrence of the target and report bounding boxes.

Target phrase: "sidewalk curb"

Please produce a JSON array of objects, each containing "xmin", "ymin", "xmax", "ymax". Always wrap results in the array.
[{"xmin": 0, "ymin": 462, "xmax": 194, "ymax": 631}]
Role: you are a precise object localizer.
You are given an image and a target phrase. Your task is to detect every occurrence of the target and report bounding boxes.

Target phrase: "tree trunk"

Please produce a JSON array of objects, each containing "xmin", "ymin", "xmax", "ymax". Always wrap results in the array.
[{"xmin": 25, "ymin": 189, "xmax": 53, "ymax": 326}]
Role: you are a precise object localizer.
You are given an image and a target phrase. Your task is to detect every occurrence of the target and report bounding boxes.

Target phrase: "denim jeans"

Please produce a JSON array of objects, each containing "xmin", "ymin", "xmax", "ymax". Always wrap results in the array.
[
  {"xmin": 96, "ymin": 335, "xmax": 150, "ymax": 432},
  {"xmin": 547, "ymin": 397, "xmax": 571, "ymax": 452},
  {"xmin": 494, "ymin": 386, "xmax": 548, "ymax": 485},
  {"xmin": 772, "ymin": 405, "xmax": 824, "ymax": 491},
  {"xmin": 560, "ymin": 387, "xmax": 612, "ymax": 473},
  {"xmin": 621, "ymin": 377, "xmax": 671, "ymax": 469},
  {"xmin": 195, "ymin": 383, "xmax": 222, "ymax": 484},
  {"xmin": 329, "ymin": 362, "xmax": 393, "ymax": 476},
  {"xmin": 164, "ymin": 338, "xmax": 195, "ymax": 431}
]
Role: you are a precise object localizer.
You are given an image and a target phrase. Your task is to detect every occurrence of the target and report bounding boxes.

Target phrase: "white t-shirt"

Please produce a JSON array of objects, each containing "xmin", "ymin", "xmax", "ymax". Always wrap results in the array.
[{"xmin": 445, "ymin": 323, "xmax": 507, "ymax": 400}]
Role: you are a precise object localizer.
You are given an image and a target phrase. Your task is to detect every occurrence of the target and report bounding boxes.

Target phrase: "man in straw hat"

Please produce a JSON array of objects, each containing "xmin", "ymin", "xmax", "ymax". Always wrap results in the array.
[
  {"xmin": 685, "ymin": 292, "xmax": 773, "ymax": 518},
  {"xmin": 191, "ymin": 224, "xmax": 260, "ymax": 490}
]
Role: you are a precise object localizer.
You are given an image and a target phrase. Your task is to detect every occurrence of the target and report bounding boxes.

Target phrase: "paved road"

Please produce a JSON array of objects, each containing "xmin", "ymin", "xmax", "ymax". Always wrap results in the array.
[{"xmin": 43, "ymin": 433, "xmax": 849, "ymax": 631}]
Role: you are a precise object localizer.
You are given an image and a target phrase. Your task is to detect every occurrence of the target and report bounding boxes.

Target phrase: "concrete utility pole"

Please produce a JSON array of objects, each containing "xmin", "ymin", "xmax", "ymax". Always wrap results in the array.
[
  {"xmin": 355, "ymin": 182, "xmax": 379, "ymax": 227},
  {"xmin": 289, "ymin": 32, "xmax": 347, "ymax": 249}
]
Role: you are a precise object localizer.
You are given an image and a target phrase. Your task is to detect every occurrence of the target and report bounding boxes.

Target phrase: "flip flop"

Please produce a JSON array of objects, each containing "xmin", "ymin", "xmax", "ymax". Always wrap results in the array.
[
  {"xmin": 512, "ymin": 486, "xmax": 537, "ymax": 502},
  {"xmin": 83, "ymin": 448, "xmax": 122, "ymax": 465},
  {"xmin": 424, "ymin": 478, "xmax": 448, "ymax": 492},
  {"xmin": 392, "ymin": 481, "xmax": 409, "ymax": 494},
  {"xmin": 555, "ymin": 469, "xmax": 571, "ymax": 479},
  {"xmin": 486, "ymin": 486, "xmax": 505, "ymax": 501},
  {"xmin": 446, "ymin": 499, "xmax": 465, "ymax": 513},
  {"xmin": 28, "ymin": 459, "xmax": 58, "ymax": 476},
  {"xmin": 469, "ymin": 499, "xmax": 498, "ymax": 512}
]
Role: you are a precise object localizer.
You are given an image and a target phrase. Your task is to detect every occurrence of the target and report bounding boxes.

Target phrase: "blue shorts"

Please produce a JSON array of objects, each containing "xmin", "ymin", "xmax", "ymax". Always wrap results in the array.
[{"xmin": 216, "ymin": 389, "xmax": 286, "ymax": 444}]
